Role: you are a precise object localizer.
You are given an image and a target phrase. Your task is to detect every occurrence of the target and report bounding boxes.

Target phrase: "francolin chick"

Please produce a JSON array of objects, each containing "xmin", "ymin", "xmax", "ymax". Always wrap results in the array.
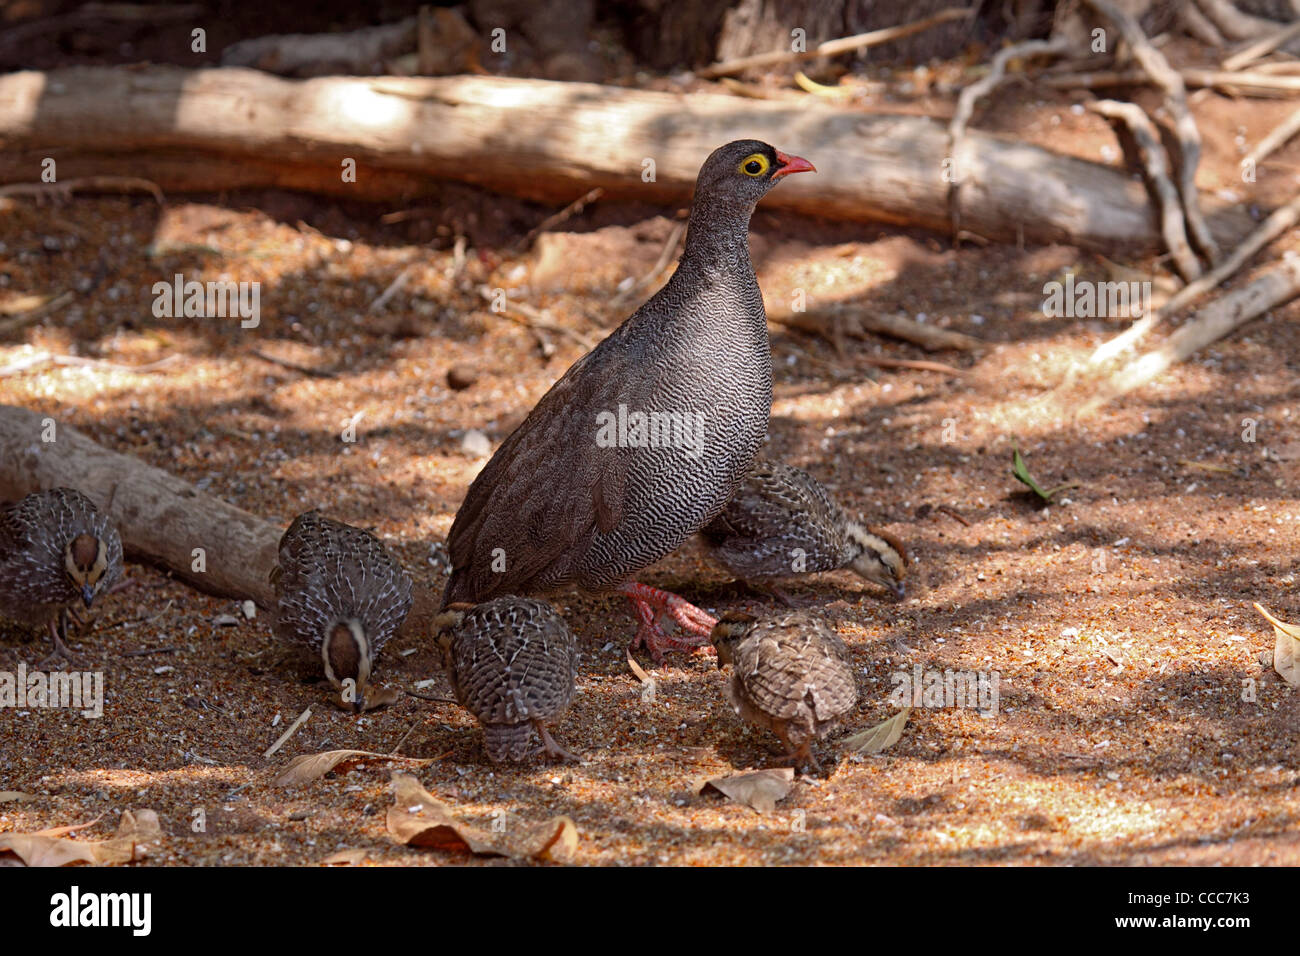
[
  {"xmin": 703, "ymin": 459, "xmax": 907, "ymax": 602},
  {"xmin": 271, "ymin": 511, "xmax": 413, "ymax": 711},
  {"xmin": 710, "ymin": 609, "xmax": 858, "ymax": 771},
  {"xmin": 435, "ymin": 596, "xmax": 580, "ymax": 764},
  {"xmin": 0, "ymin": 488, "xmax": 123, "ymax": 663}
]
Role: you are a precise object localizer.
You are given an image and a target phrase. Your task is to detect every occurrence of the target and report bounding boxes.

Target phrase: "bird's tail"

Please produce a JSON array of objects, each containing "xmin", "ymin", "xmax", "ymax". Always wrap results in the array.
[{"xmin": 483, "ymin": 723, "xmax": 535, "ymax": 762}]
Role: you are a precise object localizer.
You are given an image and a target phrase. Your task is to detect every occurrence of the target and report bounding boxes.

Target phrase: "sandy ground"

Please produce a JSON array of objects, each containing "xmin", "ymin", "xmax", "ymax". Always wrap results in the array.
[{"xmin": 1, "ymin": 60, "xmax": 1299, "ymax": 866}]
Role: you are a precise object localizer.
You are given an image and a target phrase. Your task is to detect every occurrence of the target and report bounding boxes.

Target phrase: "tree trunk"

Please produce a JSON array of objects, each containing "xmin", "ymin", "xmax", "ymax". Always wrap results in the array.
[{"xmin": 0, "ymin": 66, "xmax": 1252, "ymax": 251}]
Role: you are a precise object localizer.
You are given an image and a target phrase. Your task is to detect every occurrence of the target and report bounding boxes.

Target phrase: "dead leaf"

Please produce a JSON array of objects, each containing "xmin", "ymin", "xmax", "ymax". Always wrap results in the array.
[
  {"xmin": 626, "ymin": 651, "xmax": 653, "ymax": 685},
  {"xmin": 272, "ymin": 749, "xmax": 431, "ymax": 787},
  {"xmin": 700, "ymin": 768, "xmax": 795, "ymax": 814},
  {"xmin": 328, "ymin": 683, "xmax": 402, "ymax": 713},
  {"xmin": 842, "ymin": 707, "xmax": 913, "ymax": 754},
  {"xmin": 0, "ymin": 809, "xmax": 162, "ymax": 867},
  {"xmin": 319, "ymin": 847, "xmax": 370, "ymax": 866},
  {"xmin": 1254, "ymin": 603, "xmax": 1300, "ymax": 687},
  {"xmin": 0, "ymin": 792, "xmax": 36, "ymax": 803},
  {"xmin": 386, "ymin": 772, "xmax": 578, "ymax": 862}
]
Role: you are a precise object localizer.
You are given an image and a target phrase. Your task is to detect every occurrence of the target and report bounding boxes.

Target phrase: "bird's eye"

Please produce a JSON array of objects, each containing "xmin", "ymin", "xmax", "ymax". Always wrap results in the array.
[{"xmin": 738, "ymin": 153, "xmax": 770, "ymax": 177}]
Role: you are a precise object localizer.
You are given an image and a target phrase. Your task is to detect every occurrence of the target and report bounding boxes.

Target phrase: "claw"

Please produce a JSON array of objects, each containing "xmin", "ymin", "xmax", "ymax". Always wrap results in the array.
[
  {"xmin": 40, "ymin": 616, "xmax": 83, "ymax": 668},
  {"xmin": 535, "ymin": 720, "xmax": 581, "ymax": 764}
]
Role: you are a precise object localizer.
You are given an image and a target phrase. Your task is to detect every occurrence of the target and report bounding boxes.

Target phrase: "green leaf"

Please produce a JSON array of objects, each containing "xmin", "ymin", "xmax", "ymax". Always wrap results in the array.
[{"xmin": 1012, "ymin": 444, "xmax": 1054, "ymax": 501}]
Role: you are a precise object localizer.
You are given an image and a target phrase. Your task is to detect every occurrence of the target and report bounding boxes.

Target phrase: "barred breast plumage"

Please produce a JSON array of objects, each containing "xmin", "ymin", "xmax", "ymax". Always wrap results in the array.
[
  {"xmin": 0, "ymin": 487, "xmax": 123, "ymax": 663},
  {"xmin": 703, "ymin": 459, "xmax": 908, "ymax": 600},
  {"xmin": 271, "ymin": 511, "xmax": 413, "ymax": 710},
  {"xmin": 710, "ymin": 610, "xmax": 858, "ymax": 771},
  {"xmin": 442, "ymin": 140, "xmax": 815, "ymax": 662},
  {"xmin": 435, "ymin": 596, "xmax": 579, "ymax": 763}
]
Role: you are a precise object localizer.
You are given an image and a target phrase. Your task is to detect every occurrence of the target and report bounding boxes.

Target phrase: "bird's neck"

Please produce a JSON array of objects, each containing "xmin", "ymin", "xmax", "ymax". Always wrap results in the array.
[{"xmin": 681, "ymin": 202, "xmax": 757, "ymax": 277}]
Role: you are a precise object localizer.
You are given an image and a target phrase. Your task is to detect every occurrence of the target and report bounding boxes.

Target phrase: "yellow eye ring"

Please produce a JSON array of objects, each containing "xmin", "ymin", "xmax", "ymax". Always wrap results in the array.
[{"xmin": 738, "ymin": 153, "xmax": 770, "ymax": 177}]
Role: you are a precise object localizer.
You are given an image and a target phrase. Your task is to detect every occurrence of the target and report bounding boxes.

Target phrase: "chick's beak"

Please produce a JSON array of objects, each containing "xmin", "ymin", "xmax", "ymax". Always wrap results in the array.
[
  {"xmin": 891, "ymin": 581, "xmax": 907, "ymax": 600},
  {"xmin": 772, "ymin": 150, "xmax": 816, "ymax": 179},
  {"xmin": 81, "ymin": 584, "xmax": 95, "ymax": 608}
]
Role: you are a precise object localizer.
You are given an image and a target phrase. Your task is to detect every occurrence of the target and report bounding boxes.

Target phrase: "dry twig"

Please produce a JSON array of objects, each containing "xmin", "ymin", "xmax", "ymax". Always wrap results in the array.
[
  {"xmin": 1088, "ymin": 191, "xmax": 1300, "ymax": 365},
  {"xmin": 948, "ymin": 37, "xmax": 1069, "ymax": 240},
  {"xmin": 1243, "ymin": 106, "xmax": 1300, "ymax": 168},
  {"xmin": 513, "ymin": 187, "xmax": 604, "ymax": 252},
  {"xmin": 0, "ymin": 291, "xmax": 75, "ymax": 336},
  {"xmin": 695, "ymin": 8, "xmax": 972, "ymax": 78},
  {"xmin": 774, "ymin": 308, "xmax": 983, "ymax": 353},
  {"xmin": 1084, "ymin": 0, "xmax": 1219, "ymax": 264},
  {"xmin": 264, "ymin": 707, "xmax": 313, "ymax": 759},
  {"xmin": 1088, "ymin": 100, "xmax": 1201, "ymax": 281},
  {"xmin": 1079, "ymin": 254, "xmax": 1300, "ymax": 416},
  {"xmin": 249, "ymin": 349, "xmax": 339, "ymax": 379},
  {"xmin": 1222, "ymin": 20, "xmax": 1300, "ymax": 70},
  {"xmin": 859, "ymin": 357, "xmax": 967, "ymax": 375},
  {"xmin": 1042, "ymin": 67, "xmax": 1300, "ymax": 95},
  {"xmin": 0, "ymin": 176, "xmax": 163, "ymax": 205},
  {"xmin": 610, "ymin": 221, "xmax": 686, "ymax": 311}
]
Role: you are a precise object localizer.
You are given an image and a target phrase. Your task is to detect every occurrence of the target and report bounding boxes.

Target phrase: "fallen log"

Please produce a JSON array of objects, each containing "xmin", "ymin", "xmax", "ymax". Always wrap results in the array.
[
  {"xmin": 0, "ymin": 405, "xmax": 439, "ymax": 637},
  {"xmin": 0, "ymin": 66, "xmax": 1252, "ymax": 252}
]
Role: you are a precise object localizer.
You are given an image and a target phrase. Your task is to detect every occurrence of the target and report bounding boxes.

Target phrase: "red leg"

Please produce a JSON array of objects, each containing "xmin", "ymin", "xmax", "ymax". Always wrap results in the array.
[
  {"xmin": 39, "ymin": 613, "xmax": 81, "ymax": 668},
  {"xmin": 534, "ymin": 720, "xmax": 581, "ymax": 764},
  {"xmin": 620, "ymin": 581, "xmax": 718, "ymax": 663}
]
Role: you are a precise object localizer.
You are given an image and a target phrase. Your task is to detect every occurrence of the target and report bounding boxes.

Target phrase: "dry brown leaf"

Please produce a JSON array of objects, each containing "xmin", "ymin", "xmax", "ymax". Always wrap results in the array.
[
  {"xmin": 626, "ymin": 651, "xmax": 653, "ymax": 685},
  {"xmin": 700, "ymin": 768, "xmax": 795, "ymax": 814},
  {"xmin": 0, "ymin": 791, "xmax": 36, "ymax": 803},
  {"xmin": 272, "ymin": 749, "xmax": 431, "ymax": 787},
  {"xmin": 1254, "ymin": 603, "xmax": 1300, "ymax": 687},
  {"xmin": 319, "ymin": 847, "xmax": 371, "ymax": 866},
  {"xmin": 842, "ymin": 707, "xmax": 913, "ymax": 754},
  {"xmin": 0, "ymin": 809, "xmax": 162, "ymax": 867},
  {"xmin": 386, "ymin": 772, "xmax": 578, "ymax": 862}
]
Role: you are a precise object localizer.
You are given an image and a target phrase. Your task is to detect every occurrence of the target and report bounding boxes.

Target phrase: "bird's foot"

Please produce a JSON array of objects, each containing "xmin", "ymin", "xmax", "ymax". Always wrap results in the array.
[
  {"xmin": 781, "ymin": 739, "xmax": 823, "ymax": 774},
  {"xmin": 626, "ymin": 602, "xmax": 676, "ymax": 665},
  {"xmin": 535, "ymin": 720, "xmax": 581, "ymax": 764},
  {"xmin": 621, "ymin": 581, "xmax": 717, "ymax": 664},
  {"xmin": 40, "ymin": 623, "xmax": 83, "ymax": 669}
]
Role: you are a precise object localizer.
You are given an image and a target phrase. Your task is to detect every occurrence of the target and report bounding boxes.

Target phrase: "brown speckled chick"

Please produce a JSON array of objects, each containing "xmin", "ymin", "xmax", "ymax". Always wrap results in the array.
[
  {"xmin": 703, "ymin": 459, "xmax": 907, "ymax": 601},
  {"xmin": 271, "ymin": 511, "xmax": 413, "ymax": 711},
  {"xmin": 710, "ymin": 609, "xmax": 858, "ymax": 771},
  {"xmin": 0, "ymin": 487, "xmax": 123, "ymax": 663},
  {"xmin": 435, "ymin": 596, "xmax": 580, "ymax": 764}
]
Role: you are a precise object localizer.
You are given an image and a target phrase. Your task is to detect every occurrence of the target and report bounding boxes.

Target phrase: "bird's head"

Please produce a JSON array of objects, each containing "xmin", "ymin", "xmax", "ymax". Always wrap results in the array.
[
  {"xmin": 432, "ymin": 604, "xmax": 472, "ymax": 671},
  {"xmin": 321, "ymin": 619, "xmax": 372, "ymax": 712},
  {"xmin": 694, "ymin": 140, "xmax": 816, "ymax": 208},
  {"xmin": 63, "ymin": 533, "xmax": 110, "ymax": 608},
  {"xmin": 845, "ymin": 522, "xmax": 908, "ymax": 599},
  {"xmin": 709, "ymin": 610, "xmax": 759, "ymax": 668}
]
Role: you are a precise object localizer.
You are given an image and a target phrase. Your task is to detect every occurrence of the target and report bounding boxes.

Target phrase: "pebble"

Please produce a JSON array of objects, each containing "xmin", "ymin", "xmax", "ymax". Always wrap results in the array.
[
  {"xmin": 460, "ymin": 429, "xmax": 491, "ymax": 458},
  {"xmin": 447, "ymin": 364, "xmax": 478, "ymax": 390}
]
